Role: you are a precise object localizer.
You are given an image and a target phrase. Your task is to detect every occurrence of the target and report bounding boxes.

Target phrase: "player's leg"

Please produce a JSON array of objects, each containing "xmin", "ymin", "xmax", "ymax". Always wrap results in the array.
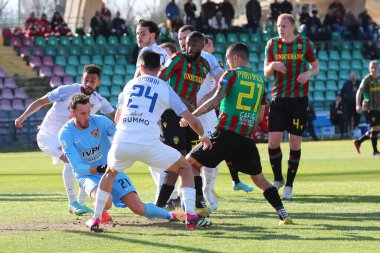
[
  {"xmin": 284, "ymin": 134, "xmax": 302, "ymax": 200},
  {"xmin": 371, "ymin": 124, "xmax": 380, "ymax": 155},
  {"xmin": 354, "ymin": 111, "xmax": 371, "ymax": 153},
  {"xmin": 226, "ymin": 161, "xmax": 254, "ymax": 193},
  {"xmin": 201, "ymin": 164, "xmax": 219, "ymax": 211}
]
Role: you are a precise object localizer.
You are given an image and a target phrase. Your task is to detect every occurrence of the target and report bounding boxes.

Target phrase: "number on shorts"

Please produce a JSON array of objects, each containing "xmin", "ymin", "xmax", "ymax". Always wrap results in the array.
[
  {"xmin": 236, "ymin": 81, "xmax": 263, "ymax": 112},
  {"xmin": 292, "ymin": 118, "xmax": 304, "ymax": 130},
  {"xmin": 118, "ymin": 178, "xmax": 131, "ymax": 189},
  {"xmin": 127, "ymin": 85, "xmax": 158, "ymax": 113}
]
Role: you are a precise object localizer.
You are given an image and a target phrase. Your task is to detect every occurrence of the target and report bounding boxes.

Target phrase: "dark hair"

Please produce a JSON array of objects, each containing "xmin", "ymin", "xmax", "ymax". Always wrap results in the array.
[
  {"xmin": 178, "ymin": 25, "xmax": 196, "ymax": 33},
  {"xmin": 160, "ymin": 42, "xmax": 177, "ymax": 55},
  {"xmin": 137, "ymin": 19, "xmax": 160, "ymax": 40},
  {"xmin": 187, "ymin": 31, "xmax": 205, "ymax": 44},
  {"xmin": 141, "ymin": 50, "xmax": 161, "ymax": 71},
  {"xmin": 227, "ymin": 42, "xmax": 249, "ymax": 62},
  {"xmin": 83, "ymin": 64, "xmax": 102, "ymax": 78},
  {"xmin": 205, "ymin": 35, "xmax": 215, "ymax": 47},
  {"xmin": 69, "ymin": 94, "xmax": 90, "ymax": 110}
]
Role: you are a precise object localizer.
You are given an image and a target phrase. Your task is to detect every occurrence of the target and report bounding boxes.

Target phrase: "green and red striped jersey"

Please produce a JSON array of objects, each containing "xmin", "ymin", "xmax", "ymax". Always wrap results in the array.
[
  {"xmin": 361, "ymin": 74, "xmax": 380, "ymax": 110},
  {"xmin": 265, "ymin": 35, "xmax": 317, "ymax": 99},
  {"xmin": 217, "ymin": 66, "xmax": 266, "ymax": 140},
  {"xmin": 161, "ymin": 52, "xmax": 210, "ymax": 107}
]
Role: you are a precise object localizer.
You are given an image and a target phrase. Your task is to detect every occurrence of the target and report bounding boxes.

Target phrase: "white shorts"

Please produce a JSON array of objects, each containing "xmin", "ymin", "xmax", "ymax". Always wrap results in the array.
[
  {"xmin": 198, "ymin": 112, "xmax": 217, "ymax": 137},
  {"xmin": 108, "ymin": 141, "xmax": 182, "ymax": 172},
  {"xmin": 36, "ymin": 130, "xmax": 63, "ymax": 164}
]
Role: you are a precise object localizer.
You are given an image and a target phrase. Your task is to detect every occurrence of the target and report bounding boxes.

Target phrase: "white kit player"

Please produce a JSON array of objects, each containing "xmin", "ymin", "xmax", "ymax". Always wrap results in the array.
[
  {"xmin": 88, "ymin": 50, "xmax": 212, "ymax": 231},
  {"xmin": 15, "ymin": 65, "xmax": 115, "ymax": 215}
]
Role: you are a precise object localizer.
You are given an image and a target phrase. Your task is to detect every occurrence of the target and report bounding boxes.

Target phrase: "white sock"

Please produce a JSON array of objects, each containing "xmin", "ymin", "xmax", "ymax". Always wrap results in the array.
[
  {"xmin": 63, "ymin": 163, "xmax": 76, "ymax": 204},
  {"xmin": 202, "ymin": 166, "xmax": 219, "ymax": 210},
  {"xmin": 78, "ymin": 186, "xmax": 87, "ymax": 205},
  {"xmin": 169, "ymin": 183, "xmax": 179, "ymax": 200},
  {"xmin": 93, "ymin": 189, "xmax": 110, "ymax": 220},
  {"xmin": 182, "ymin": 187, "xmax": 196, "ymax": 215}
]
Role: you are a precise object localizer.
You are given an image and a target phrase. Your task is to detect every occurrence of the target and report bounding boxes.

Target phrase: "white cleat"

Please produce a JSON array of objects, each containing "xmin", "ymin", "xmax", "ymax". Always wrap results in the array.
[
  {"xmin": 273, "ymin": 180, "xmax": 285, "ymax": 190},
  {"xmin": 283, "ymin": 186, "xmax": 293, "ymax": 200}
]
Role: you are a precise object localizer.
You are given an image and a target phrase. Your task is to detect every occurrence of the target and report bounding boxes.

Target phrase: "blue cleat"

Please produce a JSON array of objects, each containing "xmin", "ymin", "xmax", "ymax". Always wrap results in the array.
[
  {"xmin": 68, "ymin": 201, "xmax": 88, "ymax": 215},
  {"xmin": 233, "ymin": 182, "xmax": 254, "ymax": 193}
]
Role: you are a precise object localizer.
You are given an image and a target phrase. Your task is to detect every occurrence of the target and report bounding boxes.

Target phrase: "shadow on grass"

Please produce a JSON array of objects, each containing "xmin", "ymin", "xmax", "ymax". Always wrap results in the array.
[
  {"xmin": 65, "ymin": 229, "xmax": 220, "ymax": 253},
  {"xmin": 0, "ymin": 193, "xmax": 65, "ymax": 202},
  {"xmin": 290, "ymin": 194, "xmax": 379, "ymax": 204}
]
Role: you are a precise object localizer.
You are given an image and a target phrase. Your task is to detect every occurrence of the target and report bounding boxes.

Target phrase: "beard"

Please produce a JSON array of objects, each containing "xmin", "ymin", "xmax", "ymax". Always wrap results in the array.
[
  {"xmin": 185, "ymin": 51, "xmax": 201, "ymax": 61},
  {"xmin": 81, "ymin": 86, "xmax": 94, "ymax": 96}
]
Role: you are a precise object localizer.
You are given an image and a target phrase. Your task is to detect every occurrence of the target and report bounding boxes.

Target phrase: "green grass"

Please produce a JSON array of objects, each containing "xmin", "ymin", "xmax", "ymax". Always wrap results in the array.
[{"xmin": 0, "ymin": 140, "xmax": 379, "ymax": 253}]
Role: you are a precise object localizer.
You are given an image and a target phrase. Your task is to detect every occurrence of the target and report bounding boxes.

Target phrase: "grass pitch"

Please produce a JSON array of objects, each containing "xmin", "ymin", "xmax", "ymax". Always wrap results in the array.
[{"xmin": 0, "ymin": 140, "xmax": 379, "ymax": 253}]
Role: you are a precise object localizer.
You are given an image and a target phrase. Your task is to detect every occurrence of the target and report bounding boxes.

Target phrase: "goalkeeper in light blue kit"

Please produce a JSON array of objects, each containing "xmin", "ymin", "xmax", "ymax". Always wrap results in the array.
[{"xmin": 59, "ymin": 94, "xmax": 182, "ymax": 227}]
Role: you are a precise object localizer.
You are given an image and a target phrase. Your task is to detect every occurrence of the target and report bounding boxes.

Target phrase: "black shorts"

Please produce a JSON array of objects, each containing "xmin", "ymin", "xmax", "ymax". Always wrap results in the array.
[
  {"xmin": 268, "ymin": 97, "xmax": 308, "ymax": 136},
  {"xmin": 160, "ymin": 109, "xmax": 198, "ymax": 153},
  {"xmin": 364, "ymin": 110, "xmax": 380, "ymax": 127},
  {"xmin": 189, "ymin": 129, "xmax": 262, "ymax": 175}
]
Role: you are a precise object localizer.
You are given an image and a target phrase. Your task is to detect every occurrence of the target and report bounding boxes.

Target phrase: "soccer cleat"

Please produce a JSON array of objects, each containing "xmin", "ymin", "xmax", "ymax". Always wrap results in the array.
[
  {"xmin": 353, "ymin": 140, "xmax": 361, "ymax": 154},
  {"xmin": 68, "ymin": 201, "xmax": 88, "ymax": 215},
  {"xmin": 81, "ymin": 204, "xmax": 94, "ymax": 214},
  {"xmin": 272, "ymin": 180, "xmax": 285, "ymax": 190},
  {"xmin": 195, "ymin": 195, "xmax": 207, "ymax": 209},
  {"xmin": 373, "ymin": 152, "xmax": 380, "ymax": 156},
  {"xmin": 171, "ymin": 210, "xmax": 186, "ymax": 222},
  {"xmin": 283, "ymin": 186, "xmax": 293, "ymax": 200},
  {"xmin": 196, "ymin": 207, "xmax": 213, "ymax": 218},
  {"xmin": 279, "ymin": 216, "xmax": 294, "ymax": 225},
  {"xmin": 233, "ymin": 182, "xmax": 254, "ymax": 193},
  {"xmin": 165, "ymin": 197, "xmax": 181, "ymax": 211},
  {"xmin": 86, "ymin": 218, "xmax": 102, "ymax": 232},
  {"xmin": 185, "ymin": 213, "xmax": 212, "ymax": 229},
  {"xmin": 100, "ymin": 211, "xmax": 113, "ymax": 224}
]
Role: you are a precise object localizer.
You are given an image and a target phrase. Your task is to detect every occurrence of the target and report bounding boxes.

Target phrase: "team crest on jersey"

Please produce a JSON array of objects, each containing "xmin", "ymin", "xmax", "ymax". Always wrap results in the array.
[
  {"xmin": 297, "ymin": 44, "xmax": 302, "ymax": 50},
  {"xmin": 91, "ymin": 129, "xmax": 99, "ymax": 138},
  {"xmin": 173, "ymin": 136, "xmax": 179, "ymax": 145},
  {"xmin": 163, "ymin": 122, "xmax": 167, "ymax": 128}
]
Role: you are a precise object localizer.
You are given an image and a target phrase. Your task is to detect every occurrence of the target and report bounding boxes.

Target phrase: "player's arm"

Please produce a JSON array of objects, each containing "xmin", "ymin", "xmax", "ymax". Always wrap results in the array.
[
  {"xmin": 106, "ymin": 110, "xmax": 116, "ymax": 121},
  {"xmin": 180, "ymin": 110, "xmax": 212, "ymax": 149},
  {"xmin": 157, "ymin": 71, "xmax": 170, "ymax": 82},
  {"xmin": 257, "ymin": 105, "xmax": 265, "ymax": 124},
  {"xmin": 297, "ymin": 60, "xmax": 319, "ymax": 84},
  {"xmin": 356, "ymin": 83, "xmax": 365, "ymax": 114},
  {"xmin": 15, "ymin": 95, "xmax": 51, "ymax": 128},
  {"xmin": 193, "ymin": 88, "xmax": 226, "ymax": 117},
  {"xmin": 264, "ymin": 59, "xmax": 287, "ymax": 77}
]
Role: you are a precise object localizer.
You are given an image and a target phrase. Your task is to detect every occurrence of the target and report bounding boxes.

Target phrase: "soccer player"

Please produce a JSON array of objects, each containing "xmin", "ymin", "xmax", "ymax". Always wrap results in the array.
[
  {"xmin": 59, "ymin": 94, "xmax": 182, "ymax": 230},
  {"xmin": 134, "ymin": 19, "xmax": 170, "ymax": 78},
  {"xmin": 185, "ymin": 42, "xmax": 293, "ymax": 225},
  {"xmin": 14, "ymin": 65, "xmax": 115, "ymax": 214},
  {"xmin": 353, "ymin": 60, "xmax": 380, "ymax": 156},
  {"xmin": 264, "ymin": 14, "xmax": 319, "ymax": 200},
  {"xmin": 88, "ymin": 51, "xmax": 212, "ymax": 231},
  {"xmin": 156, "ymin": 29, "xmax": 213, "ymax": 213}
]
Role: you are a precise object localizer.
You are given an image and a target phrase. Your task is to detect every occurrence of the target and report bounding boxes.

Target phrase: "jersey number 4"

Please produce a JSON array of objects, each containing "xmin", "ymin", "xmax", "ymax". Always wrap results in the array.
[{"xmin": 127, "ymin": 84, "xmax": 158, "ymax": 113}]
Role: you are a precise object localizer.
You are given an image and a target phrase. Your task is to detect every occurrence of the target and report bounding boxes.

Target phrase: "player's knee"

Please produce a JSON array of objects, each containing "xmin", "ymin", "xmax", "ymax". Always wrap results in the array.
[
  {"xmin": 105, "ymin": 167, "xmax": 118, "ymax": 178},
  {"xmin": 187, "ymin": 156, "xmax": 202, "ymax": 170}
]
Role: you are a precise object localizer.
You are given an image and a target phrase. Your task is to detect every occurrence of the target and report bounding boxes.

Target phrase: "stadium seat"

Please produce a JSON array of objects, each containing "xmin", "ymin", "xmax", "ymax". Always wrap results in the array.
[
  {"xmin": 105, "ymin": 47, "xmax": 117, "ymax": 55},
  {"xmin": 81, "ymin": 46, "xmax": 94, "ymax": 55},
  {"xmin": 100, "ymin": 75, "xmax": 112, "ymax": 86},
  {"xmin": 326, "ymin": 81, "xmax": 338, "ymax": 91},
  {"xmin": 92, "ymin": 55, "xmax": 103, "ymax": 66},
  {"xmin": 313, "ymin": 91, "xmax": 325, "ymax": 102},
  {"xmin": 69, "ymin": 45, "xmax": 81, "ymax": 56},
  {"xmin": 120, "ymin": 36, "xmax": 131, "ymax": 46},
  {"xmin": 339, "ymin": 61, "xmax": 351, "ymax": 71},
  {"xmin": 67, "ymin": 55, "xmax": 79, "ymax": 66},
  {"xmin": 341, "ymin": 50, "xmax": 351, "ymax": 60},
  {"xmin": 114, "ymin": 65, "xmax": 126, "ymax": 76},
  {"xmin": 96, "ymin": 35, "xmax": 106, "ymax": 45},
  {"xmin": 328, "ymin": 60, "xmax": 339, "ymax": 71},
  {"xmin": 214, "ymin": 53, "xmax": 223, "ymax": 62},
  {"xmin": 57, "ymin": 46, "xmax": 68, "ymax": 56},
  {"xmin": 116, "ymin": 55, "xmax": 128, "ymax": 65},
  {"xmin": 329, "ymin": 50, "xmax": 340, "ymax": 61},
  {"xmin": 108, "ymin": 36, "xmax": 119, "ymax": 46},
  {"xmin": 49, "ymin": 76, "xmax": 62, "ymax": 88},
  {"xmin": 102, "ymin": 64, "xmax": 114, "ymax": 76},
  {"xmin": 214, "ymin": 44, "xmax": 225, "ymax": 54},
  {"xmin": 351, "ymin": 60, "xmax": 362, "ymax": 71},
  {"xmin": 44, "ymin": 46, "xmax": 57, "ymax": 56},
  {"xmin": 39, "ymin": 66, "xmax": 53, "ymax": 77},
  {"xmin": 59, "ymin": 36, "xmax": 70, "ymax": 46},
  {"xmin": 251, "ymin": 33, "xmax": 262, "ymax": 43},
  {"xmin": 65, "ymin": 65, "xmax": 77, "ymax": 77},
  {"xmin": 308, "ymin": 81, "xmax": 314, "ymax": 92},
  {"xmin": 53, "ymin": 66, "xmax": 65, "ymax": 77},
  {"xmin": 62, "ymin": 75, "xmax": 74, "ymax": 85},
  {"xmin": 32, "ymin": 46, "xmax": 44, "ymax": 57},
  {"xmin": 29, "ymin": 56, "xmax": 42, "ymax": 68},
  {"xmin": 77, "ymin": 65, "xmax": 85, "ymax": 75},
  {"xmin": 75, "ymin": 75, "xmax": 82, "ymax": 83},
  {"xmin": 249, "ymin": 52, "xmax": 260, "ymax": 64},
  {"xmin": 34, "ymin": 36, "xmax": 46, "ymax": 47},
  {"xmin": 227, "ymin": 33, "xmax": 238, "ymax": 44},
  {"xmin": 352, "ymin": 41, "xmax": 362, "ymax": 50},
  {"xmin": 104, "ymin": 55, "xmax": 115, "ymax": 65},
  {"xmin": 12, "ymin": 99, "xmax": 25, "ymax": 111},
  {"xmin": 110, "ymin": 86, "xmax": 122, "ymax": 96},
  {"xmin": 79, "ymin": 55, "xmax": 91, "ymax": 65},
  {"xmin": 10, "ymin": 37, "xmax": 21, "ymax": 48},
  {"xmin": 125, "ymin": 74, "xmax": 134, "ymax": 83},
  {"xmin": 327, "ymin": 71, "xmax": 339, "ymax": 81},
  {"xmin": 22, "ymin": 37, "xmax": 34, "ymax": 47},
  {"xmin": 239, "ymin": 33, "xmax": 249, "ymax": 43},
  {"xmin": 1, "ymin": 88, "xmax": 14, "ymax": 99},
  {"xmin": 112, "ymin": 75, "xmax": 125, "ymax": 86},
  {"xmin": 47, "ymin": 36, "xmax": 58, "ymax": 46},
  {"xmin": 4, "ymin": 77, "xmax": 16, "ymax": 88},
  {"xmin": 98, "ymin": 86, "xmax": 110, "ymax": 97},
  {"xmin": 126, "ymin": 64, "xmax": 136, "ymax": 75},
  {"xmin": 314, "ymin": 81, "xmax": 326, "ymax": 91},
  {"xmin": 215, "ymin": 34, "xmax": 226, "ymax": 44},
  {"xmin": 339, "ymin": 70, "xmax": 350, "ymax": 80},
  {"xmin": 55, "ymin": 56, "xmax": 66, "ymax": 67},
  {"xmin": 352, "ymin": 50, "xmax": 363, "ymax": 60},
  {"xmin": 316, "ymin": 71, "xmax": 327, "ymax": 81},
  {"xmin": 72, "ymin": 36, "xmax": 83, "ymax": 46},
  {"xmin": 325, "ymin": 91, "xmax": 336, "ymax": 101},
  {"xmin": 319, "ymin": 61, "xmax": 328, "ymax": 72},
  {"xmin": 117, "ymin": 46, "xmax": 129, "ymax": 56},
  {"xmin": 109, "ymin": 96, "xmax": 118, "ymax": 107},
  {"xmin": 0, "ymin": 100, "xmax": 12, "ymax": 111},
  {"xmin": 0, "ymin": 68, "xmax": 7, "ymax": 78},
  {"xmin": 84, "ymin": 36, "xmax": 95, "ymax": 46},
  {"xmin": 341, "ymin": 41, "xmax": 352, "ymax": 50}
]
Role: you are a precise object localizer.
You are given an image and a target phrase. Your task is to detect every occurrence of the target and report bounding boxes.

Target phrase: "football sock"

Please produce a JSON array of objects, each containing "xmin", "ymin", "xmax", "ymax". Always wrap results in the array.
[
  {"xmin": 93, "ymin": 189, "xmax": 110, "ymax": 220},
  {"xmin": 155, "ymin": 184, "xmax": 174, "ymax": 207},
  {"xmin": 182, "ymin": 187, "xmax": 196, "ymax": 215},
  {"xmin": 78, "ymin": 186, "xmax": 87, "ymax": 205},
  {"xmin": 286, "ymin": 149, "xmax": 301, "ymax": 187},
  {"xmin": 144, "ymin": 203, "xmax": 172, "ymax": 220},
  {"xmin": 357, "ymin": 133, "xmax": 370, "ymax": 144},
  {"xmin": 263, "ymin": 186, "xmax": 285, "ymax": 213},
  {"xmin": 202, "ymin": 166, "xmax": 219, "ymax": 210},
  {"xmin": 268, "ymin": 147, "xmax": 283, "ymax": 181},
  {"xmin": 63, "ymin": 163, "xmax": 77, "ymax": 204},
  {"xmin": 371, "ymin": 135, "xmax": 378, "ymax": 153},
  {"xmin": 194, "ymin": 175, "xmax": 204, "ymax": 197},
  {"xmin": 226, "ymin": 161, "xmax": 240, "ymax": 183}
]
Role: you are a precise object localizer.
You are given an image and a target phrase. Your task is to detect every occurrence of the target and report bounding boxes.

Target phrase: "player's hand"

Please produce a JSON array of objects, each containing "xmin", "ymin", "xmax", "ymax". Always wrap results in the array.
[
  {"xmin": 199, "ymin": 136, "xmax": 213, "ymax": 150},
  {"xmin": 179, "ymin": 118, "xmax": 189, "ymax": 127},
  {"xmin": 356, "ymin": 105, "xmax": 362, "ymax": 114},
  {"xmin": 15, "ymin": 117, "xmax": 25, "ymax": 128},
  {"xmin": 272, "ymin": 62, "xmax": 286, "ymax": 74},
  {"xmin": 297, "ymin": 71, "xmax": 310, "ymax": 84}
]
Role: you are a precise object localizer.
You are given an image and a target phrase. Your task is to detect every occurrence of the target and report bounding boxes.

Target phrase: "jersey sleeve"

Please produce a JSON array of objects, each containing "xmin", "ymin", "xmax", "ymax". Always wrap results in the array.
[
  {"xmin": 205, "ymin": 53, "xmax": 224, "ymax": 77},
  {"xmin": 167, "ymin": 84, "xmax": 188, "ymax": 115},
  {"xmin": 264, "ymin": 39, "xmax": 274, "ymax": 63},
  {"xmin": 305, "ymin": 37, "xmax": 317, "ymax": 63},
  {"xmin": 98, "ymin": 96, "xmax": 115, "ymax": 115},
  {"xmin": 161, "ymin": 53, "xmax": 182, "ymax": 79},
  {"xmin": 59, "ymin": 124, "xmax": 91, "ymax": 176},
  {"xmin": 360, "ymin": 76, "xmax": 369, "ymax": 92},
  {"xmin": 116, "ymin": 92, "xmax": 124, "ymax": 109},
  {"xmin": 98, "ymin": 115, "xmax": 116, "ymax": 137},
  {"xmin": 47, "ymin": 84, "xmax": 76, "ymax": 102},
  {"xmin": 217, "ymin": 70, "xmax": 236, "ymax": 96},
  {"xmin": 197, "ymin": 74, "xmax": 216, "ymax": 102}
]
